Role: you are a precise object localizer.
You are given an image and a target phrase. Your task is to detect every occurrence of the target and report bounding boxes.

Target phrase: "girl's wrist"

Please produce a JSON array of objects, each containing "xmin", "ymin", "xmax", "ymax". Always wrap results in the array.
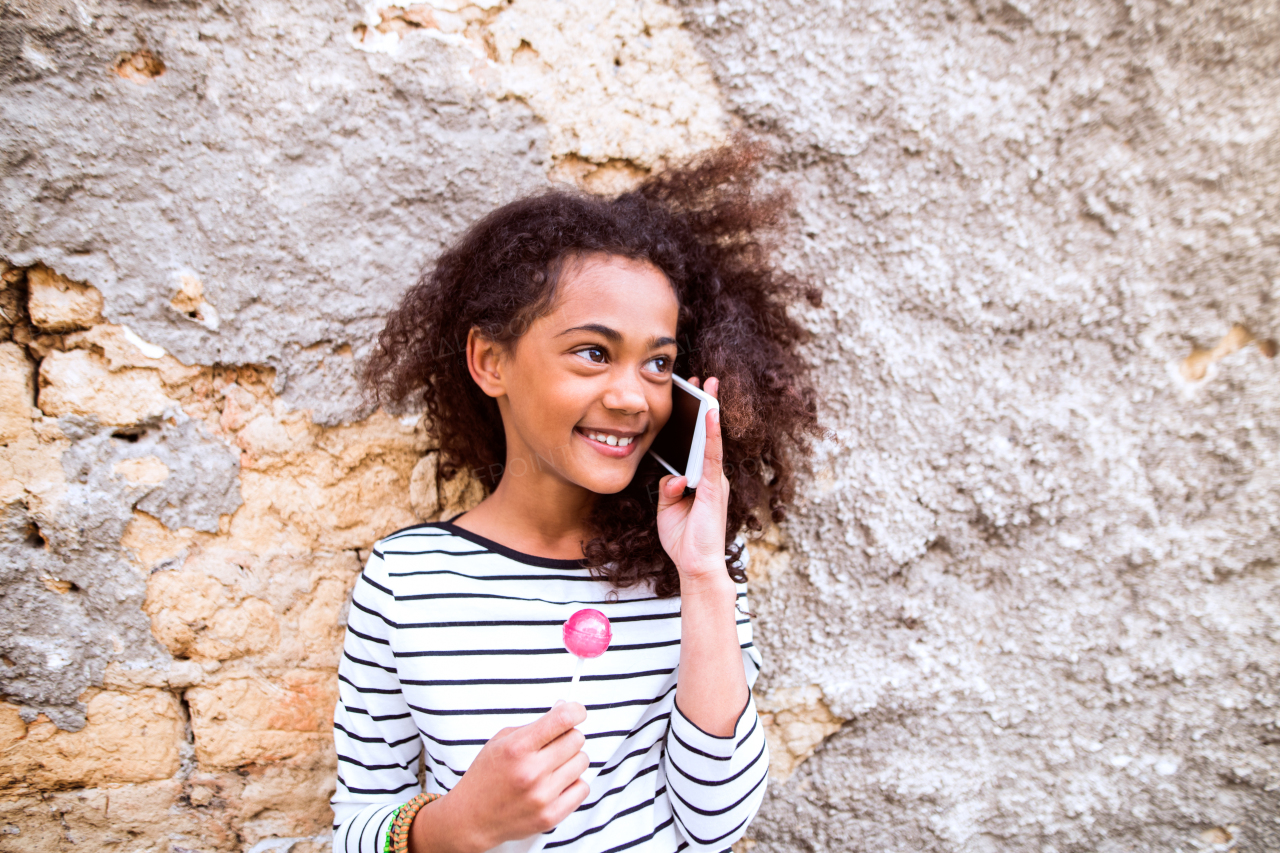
[
  {"xmin": 410, "ymin": 793, "xmax": 488, "ymax": 853},
  {"xmin": 678, "ymin": 566, "xmax": 737, "ymax": 600}
]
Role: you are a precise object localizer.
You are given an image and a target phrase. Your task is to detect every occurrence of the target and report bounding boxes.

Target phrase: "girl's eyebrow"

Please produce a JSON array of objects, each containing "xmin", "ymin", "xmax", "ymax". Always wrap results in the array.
[{"xmin": 556, "ymin": 323, "xmax": 676, "ymax": 349}]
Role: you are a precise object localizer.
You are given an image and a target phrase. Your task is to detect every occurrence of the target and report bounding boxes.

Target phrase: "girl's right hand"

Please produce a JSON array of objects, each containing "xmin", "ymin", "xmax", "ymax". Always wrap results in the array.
[{"xmin": 411, "ymin": 701, "xmax": 591, "ymax": 853}]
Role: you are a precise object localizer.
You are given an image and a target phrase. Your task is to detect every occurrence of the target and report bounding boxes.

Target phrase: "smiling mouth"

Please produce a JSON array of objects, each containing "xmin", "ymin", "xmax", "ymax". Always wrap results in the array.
[{"xmin": 580, "ymin": 430, "xmax": 634, "ymax": 447}]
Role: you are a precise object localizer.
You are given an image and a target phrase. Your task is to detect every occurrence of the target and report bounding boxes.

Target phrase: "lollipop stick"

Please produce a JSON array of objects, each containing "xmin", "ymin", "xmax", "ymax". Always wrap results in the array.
[
  {"xmin": 563, "ymin": 656, "xmax": 584, "ymax": 706},
  {"xmin": 557, "ymin": 657, "xmax": 585, "ymax": 709}
]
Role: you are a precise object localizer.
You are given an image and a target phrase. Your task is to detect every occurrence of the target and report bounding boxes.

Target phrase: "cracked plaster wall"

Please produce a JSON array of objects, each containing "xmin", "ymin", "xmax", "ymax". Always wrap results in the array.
[
  {"xmin": 1, "ymin": 0, "xmax": 1278, "ymax": 851},
  {"xmin": 679, "ymin": 0, "xmax": 1280, "ymax": 850}
]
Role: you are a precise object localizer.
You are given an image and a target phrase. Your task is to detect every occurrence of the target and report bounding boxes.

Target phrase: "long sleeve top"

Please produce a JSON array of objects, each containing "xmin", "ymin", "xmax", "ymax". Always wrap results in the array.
[{"xmin": 331, "ymin": 521, "xmax": 768, "ymax": 853}]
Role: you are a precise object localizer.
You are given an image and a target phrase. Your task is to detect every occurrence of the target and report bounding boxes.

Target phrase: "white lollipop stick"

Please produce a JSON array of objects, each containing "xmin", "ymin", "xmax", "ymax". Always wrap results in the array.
[{"xmin": 563, "ymin": 655, "xmax": 584, "ymax": 705}]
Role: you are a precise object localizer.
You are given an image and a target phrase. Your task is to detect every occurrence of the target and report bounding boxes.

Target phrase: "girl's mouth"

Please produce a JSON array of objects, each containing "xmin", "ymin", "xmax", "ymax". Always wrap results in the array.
[{"xmin": 575, "ymin": 428, "xmax": 639, "ymax": 458}]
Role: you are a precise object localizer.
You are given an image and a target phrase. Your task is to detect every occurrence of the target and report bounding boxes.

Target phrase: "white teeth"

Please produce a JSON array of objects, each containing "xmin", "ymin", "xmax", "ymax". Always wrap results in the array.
[{"xmin": 583, "ymin": 431, "xmax": 633, "ymax": 447}]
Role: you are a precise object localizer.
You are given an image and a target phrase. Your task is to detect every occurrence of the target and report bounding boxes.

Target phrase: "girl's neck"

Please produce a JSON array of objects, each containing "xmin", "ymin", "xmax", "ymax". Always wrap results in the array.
[{"xmin": 450, "ymin": 463, "xmax": 598, "ymax": 561}]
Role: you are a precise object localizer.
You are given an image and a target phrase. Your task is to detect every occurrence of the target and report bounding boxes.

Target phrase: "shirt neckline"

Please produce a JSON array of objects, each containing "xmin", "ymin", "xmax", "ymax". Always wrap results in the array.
[{"xmin": 431, "ymin": 519, "xmax": 591, "ymax": 570}]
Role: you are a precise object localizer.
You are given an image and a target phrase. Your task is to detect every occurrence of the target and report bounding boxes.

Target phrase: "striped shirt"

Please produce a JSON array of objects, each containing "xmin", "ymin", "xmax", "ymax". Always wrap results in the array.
[{"xmin": 331, "ymin": 521, "xmax": 768, "ymax": 853}]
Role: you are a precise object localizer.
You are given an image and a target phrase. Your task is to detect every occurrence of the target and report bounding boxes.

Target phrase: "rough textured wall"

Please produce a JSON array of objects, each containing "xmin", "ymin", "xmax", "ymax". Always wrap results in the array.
[
  {"xmin": 1, "ymin": 0, "xmax": 1277, "ymax": 851},
  {"xmin": 677, "ymin": 1, "xmax": 1280, "ymax": 850}
]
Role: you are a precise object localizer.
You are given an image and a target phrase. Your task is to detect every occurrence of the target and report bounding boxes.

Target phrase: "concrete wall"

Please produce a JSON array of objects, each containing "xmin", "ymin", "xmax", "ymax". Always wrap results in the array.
[{"xmin": 2, "ymin": 0, "xmax": 1276, "ymax": 850}]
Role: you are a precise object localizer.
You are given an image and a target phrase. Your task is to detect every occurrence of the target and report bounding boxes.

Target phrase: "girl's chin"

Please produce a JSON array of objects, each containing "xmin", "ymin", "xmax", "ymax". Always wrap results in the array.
[
  {"xmin": 568, "ymin": 456, "xmax": 642, "ymax": 495},
  {"xmin": 574, "ymin": 470, "xmax": 638, "ymax": 496}
]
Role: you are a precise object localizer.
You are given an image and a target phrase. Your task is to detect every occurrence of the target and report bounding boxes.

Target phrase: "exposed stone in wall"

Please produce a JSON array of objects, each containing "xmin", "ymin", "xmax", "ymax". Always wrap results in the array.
[
  {"xmin": 0, "ymin": 780, "xmax": 240, "ymax": 852},
  {"xmin": 756, "ymin": 684, "xmax": 845, "ymax": 783},
  {"xmin": 0, "ymin": 690, "xmax": 181, "ymax": 790},
  {"xmin": 186, "ymin": 670, "xmax": 337, "ymax": 769},
  {"xmin": 1, "ymin": 270, "xmax": 248, "ymax": 730},
  {"xmin": 486, "ymin": 0, "xmax": 729, "ymax": 168},
  {"xmin": 354, "ymin": 0, "xmax": 729, "ymax": 177},
  {"xmin": 26, "ymin": 267, "xmax": 104, "ymax": 334},
  {"xmin": 0, "ymin": 343, "xmax": 34, "ymax": 447},
  {"xmin": 0, "ymin": 254, "xmax": 481, "ymax": 848},
  {"xmin": 1180, "ymin": 323, "xmax": 1277, "ymax": 385}
]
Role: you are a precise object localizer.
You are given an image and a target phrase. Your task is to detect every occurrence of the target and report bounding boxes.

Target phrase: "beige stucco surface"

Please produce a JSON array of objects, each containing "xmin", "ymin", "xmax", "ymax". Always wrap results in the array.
[{"xmin": 1, "ymin": 0, "xmax": 1276, "ymax": 850}]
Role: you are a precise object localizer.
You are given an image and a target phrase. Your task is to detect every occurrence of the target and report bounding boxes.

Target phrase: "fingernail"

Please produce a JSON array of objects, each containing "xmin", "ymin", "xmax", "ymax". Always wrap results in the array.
[
  {"xmin": 553, "ymin": 700, "xmax": 565, "ymax": 709},
  {"xmin": 711, "ymin": 408, "xmax": 720, "ymax": 423}
]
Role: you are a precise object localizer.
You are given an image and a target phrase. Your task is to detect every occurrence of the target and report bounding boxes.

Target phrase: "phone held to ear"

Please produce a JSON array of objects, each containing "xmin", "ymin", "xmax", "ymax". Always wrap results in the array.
[{"xmin": 648, "ymin": 375, "xmax": 720, "ymax": 490}]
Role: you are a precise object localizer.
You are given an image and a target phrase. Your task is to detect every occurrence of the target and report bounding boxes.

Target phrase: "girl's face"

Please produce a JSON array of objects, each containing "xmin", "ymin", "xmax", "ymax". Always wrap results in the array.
[{"xmin": 473, "ymin": 254, "xmax": 680, "ymax": 496}]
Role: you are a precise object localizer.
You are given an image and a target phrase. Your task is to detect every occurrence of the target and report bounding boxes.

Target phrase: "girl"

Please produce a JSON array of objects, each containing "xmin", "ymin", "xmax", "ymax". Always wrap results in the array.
[{"xmin": 332, "ymin": 143, "xmax": 823, "ymax": 853}]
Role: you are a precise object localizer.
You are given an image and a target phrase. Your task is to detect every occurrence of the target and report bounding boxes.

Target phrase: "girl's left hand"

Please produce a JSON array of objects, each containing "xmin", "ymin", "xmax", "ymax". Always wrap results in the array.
[{"xmin": 656, "ymin": 377, "xmax": 732, "ymax": 589}]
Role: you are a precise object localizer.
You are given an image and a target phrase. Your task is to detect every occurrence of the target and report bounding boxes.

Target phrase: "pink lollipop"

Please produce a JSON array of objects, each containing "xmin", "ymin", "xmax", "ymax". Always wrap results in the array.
[
  {"xmin": 564, "ymin": 609, "xmax": 612, "ymax": 658},
  {"xmin": 563, "ymin": 609, "xmax": 611, "ymax": 698}
]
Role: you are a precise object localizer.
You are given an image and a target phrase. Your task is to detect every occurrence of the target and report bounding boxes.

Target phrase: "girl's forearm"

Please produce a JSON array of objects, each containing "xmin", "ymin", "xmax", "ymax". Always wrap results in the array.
[{"xmin": 674, "ymin": 572, "xmax": 750, "ymax": 737}]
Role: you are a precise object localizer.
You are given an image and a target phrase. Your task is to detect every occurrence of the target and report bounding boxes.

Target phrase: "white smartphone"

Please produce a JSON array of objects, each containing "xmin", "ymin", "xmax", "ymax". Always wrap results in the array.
[{"xmin": 648, "ymin": 375, "xmax": 720, "ymax": 489}]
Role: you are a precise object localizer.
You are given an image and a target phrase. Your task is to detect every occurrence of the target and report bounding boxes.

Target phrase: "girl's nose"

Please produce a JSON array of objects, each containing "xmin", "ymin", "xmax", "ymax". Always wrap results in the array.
[{"xmin": 602, "ymin": 370, "xmax": 648, "ymax": 414}]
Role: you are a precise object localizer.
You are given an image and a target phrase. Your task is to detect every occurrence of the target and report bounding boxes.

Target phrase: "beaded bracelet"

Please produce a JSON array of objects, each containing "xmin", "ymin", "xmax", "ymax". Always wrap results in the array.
[
  {"xmin": 382, "ymin": 807, "xmax": 401, "ymax": 853},
  {"xmin": 384, "ymin": 792, "xmax": 440, "ymax": 853}
]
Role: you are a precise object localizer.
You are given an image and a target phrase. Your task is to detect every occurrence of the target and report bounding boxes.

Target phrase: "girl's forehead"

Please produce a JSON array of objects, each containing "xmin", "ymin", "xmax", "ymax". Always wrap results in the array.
[{"xmin": 545, "ymin": 254, "xmax": 678, "ymax": 327}]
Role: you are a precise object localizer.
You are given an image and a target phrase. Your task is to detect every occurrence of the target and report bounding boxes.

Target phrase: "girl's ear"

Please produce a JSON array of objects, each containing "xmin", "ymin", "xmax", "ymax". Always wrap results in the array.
[{"xmin": 466, "ymin": 327, "xmax": 507, "ymax": 399}]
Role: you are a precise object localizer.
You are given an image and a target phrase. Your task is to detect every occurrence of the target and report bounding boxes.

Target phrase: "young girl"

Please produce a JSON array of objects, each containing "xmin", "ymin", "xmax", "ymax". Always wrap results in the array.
[{"xmin": 331, "ymin": 144, "xmax": 823, "ymax": 853}]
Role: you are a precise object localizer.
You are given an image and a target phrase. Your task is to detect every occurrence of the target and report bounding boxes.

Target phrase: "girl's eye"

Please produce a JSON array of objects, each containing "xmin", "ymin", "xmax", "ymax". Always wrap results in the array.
[
  {"xmin": 575, "ymin": 346, "xmax": 607, "ymax": 364},
  {"xmin": 644, "ymin": 355, "xmax": 674, "ymax": 374}
]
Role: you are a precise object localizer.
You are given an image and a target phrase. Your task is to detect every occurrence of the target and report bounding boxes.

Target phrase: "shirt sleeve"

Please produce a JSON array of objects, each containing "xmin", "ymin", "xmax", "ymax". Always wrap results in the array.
[
  {"xmin": 331, "ymin": 548, "xmax": 423, "ymax": 853},
  {"xmin": 662, "ymin": 573, "xmax": 769, "ymax": 852}
]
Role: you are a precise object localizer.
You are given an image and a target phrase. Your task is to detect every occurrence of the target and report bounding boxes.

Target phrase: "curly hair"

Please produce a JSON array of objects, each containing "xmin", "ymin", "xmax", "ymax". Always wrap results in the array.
[{"xmin": 364, "ymin": 141, "xmax": 825, "ymax": 597}]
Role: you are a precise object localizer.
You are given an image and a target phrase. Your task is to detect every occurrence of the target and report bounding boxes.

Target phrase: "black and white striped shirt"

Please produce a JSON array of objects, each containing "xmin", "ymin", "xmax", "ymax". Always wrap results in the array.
[{"xmin": 331, "ymin": 521, "xmax": 768, "ymax": 853}]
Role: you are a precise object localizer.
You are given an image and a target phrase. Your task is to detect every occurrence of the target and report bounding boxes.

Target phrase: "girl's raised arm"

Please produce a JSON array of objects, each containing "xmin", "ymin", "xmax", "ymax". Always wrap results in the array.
[{"xmin": 655, "ymin": 378, "xmax": 771, "ymax": 850}]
